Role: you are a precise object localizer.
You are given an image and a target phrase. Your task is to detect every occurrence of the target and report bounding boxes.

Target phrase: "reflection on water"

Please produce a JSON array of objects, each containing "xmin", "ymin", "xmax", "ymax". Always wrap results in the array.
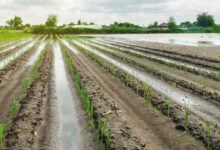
[{"xmin": 82, "ymin": 33, "xmax": 220, "ymax": 46}]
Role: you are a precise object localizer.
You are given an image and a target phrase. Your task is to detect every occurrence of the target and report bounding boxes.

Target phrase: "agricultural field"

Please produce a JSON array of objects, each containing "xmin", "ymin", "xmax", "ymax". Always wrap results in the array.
[{"xmin": 0, "ymin": 33, "xmax": 219, "ymax": 150}]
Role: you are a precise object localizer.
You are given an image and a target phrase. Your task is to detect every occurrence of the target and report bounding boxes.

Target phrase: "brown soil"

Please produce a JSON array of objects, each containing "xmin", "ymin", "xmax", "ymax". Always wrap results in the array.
[
  {"xmin": 62, "ymin": 42, "xmax": 206, "ymax": 150},
  {"xmin": 0, "ymin": 42, "xmax": 40, "ymax": 124},
  {"xmin": 2, "ymin": 42, "xmax": 52, "ymax": 150}
]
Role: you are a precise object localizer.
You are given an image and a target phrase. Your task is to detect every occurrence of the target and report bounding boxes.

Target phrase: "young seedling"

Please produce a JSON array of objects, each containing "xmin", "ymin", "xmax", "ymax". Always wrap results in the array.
[
  {"xmin": 184, "ymin": 101, "xmax": 189, "ymax": 132},
  {"xmin": 97, "ymin": 115, "xmax": 101, "ymax": 141},
  {"xmin": 101, "ymin": 121, "xmax": 107, "ymax": 146},
  {"xmin": 143, "ymin": 83, "xmax": 147, "ymax": 99},
  {"xmin": 218, "ymin": 71, "xmax": 220, "ymax": 81},
  {"xmin": 210, "ymin": 67, "xmax": 214, "ymax": 79},
  {"xmin": 106, "ymin": 130, "xmax": 111, "ymax": 150},
  {"xmin": 135, "ymin": 79, "xmax": 139, "ymax": 94},
  {"xmin": 126, "ymin": 75, "xmax": 130, "ymax": 86},
  {"xmin": 204, "ymin": 121, "xmax": 211, "ymax": 150},
  {"xmin": 184, "ymin": 62, "xmax": 187, "ymax": 72},
  {"xmin": 9, "ymin": 96, "xmax": 19, "ymax": 120},
  {"xmin": 213, "ymin": 84, "xmax": 216, "ymax": 100},
  {"xmin": 167, "ymin": 98, "xmax": 171, "ymax": 120},
  {"xmin": 203, "ymin": 80, "xmax": 206, "ymax": 97},
  {"xmin": 0, "ymin": 124, "xmax": 4, "ymax": 147}
]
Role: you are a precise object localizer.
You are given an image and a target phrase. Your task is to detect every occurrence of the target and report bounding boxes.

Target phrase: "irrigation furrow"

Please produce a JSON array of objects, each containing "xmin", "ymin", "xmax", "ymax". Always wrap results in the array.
[
  {"xmin": 80, "ymin": 39, "xmax": 220, "ymax": 101},
  {"xmin": 100, "ymin": 39, "xmax": 220, "ymax": 72},
  {"xmin": 0, "ymin": 38, "xmax": 39, "ymax": 71},
  {"xmin": 71, "ymin": 39, "xmax": 220, "ymax": 127},
  {"xmin": 104, "ymin": 39, "xmax": 220, "ymax": 64},
  {"xmin": 0, "ymin": 37, "xmax": 33, "ymax": 54}
]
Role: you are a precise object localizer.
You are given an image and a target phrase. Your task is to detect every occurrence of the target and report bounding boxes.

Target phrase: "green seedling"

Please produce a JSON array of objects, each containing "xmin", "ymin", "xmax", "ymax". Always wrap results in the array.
[
  {"xmin": 106, "ymin": 130, "xmax": 111, "ymax": 150},
  {"xmin": 135, "ymin": 79, "xmax": 139, "ymax": 94},
  {"xmin": 184, "ymin": 101, "xmax": 189, "ymax": 132},
  {"xmin": 210, "ymin": 67, "xmax": 214, "ymax": 79},
  {"xmin": 213, "ymin": 84, "xmax": 216, "ymax": 100},
  {"xmin": 218, "ymin": 71, "xmax": 220, "ymax": 81},
  {"xmin": 126, "ymin": 75, "xmax": 130, "ymax": 86},
  {"xmin": 204, "ymin": 121, "xmax": 211, "ymax": 150},
  {"xmin": 143, "ymin": 83, "xmax": 147, "ymax": 99},
  {"xmin": 97, "ymin": 115, "xmax": 101, "ymax": 141},
  {"xmin": 0, "ymin": 124, "xmax": 4, "ymax": 147},
  {"xmin": 146, "ymin": 86, "xmax": 152, "ymax": 105},
  {"xmin": 167, "ymin": 98, "xmax": 171, "ymax": 120},
  {"xmin": 10, "ymin": 97, "xmax": 19, "ymax": 119},
  {"xmin": 184, "ymin": 63, "xmax": 187, "ymax": 72},
  {"xmin": 101, "ymin": 121, "xmax": 107, "ymax": 146}
]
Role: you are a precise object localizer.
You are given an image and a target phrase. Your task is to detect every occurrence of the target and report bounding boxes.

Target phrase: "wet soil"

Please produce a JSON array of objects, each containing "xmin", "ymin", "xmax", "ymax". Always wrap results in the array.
[
  {"xmin": 0, "ymin": 42, "xmax": 40, "ymax": 124},
  {"xmin": 2, "ymin": 42, "xmax": 52, "ymax": 149},
  {"xmin": 69, "ymin": 40, "xmax": 220, "ymax": 150},
  {"xmin": 62, "ymin": 41, "xmax": 207, "ymax": 150}
]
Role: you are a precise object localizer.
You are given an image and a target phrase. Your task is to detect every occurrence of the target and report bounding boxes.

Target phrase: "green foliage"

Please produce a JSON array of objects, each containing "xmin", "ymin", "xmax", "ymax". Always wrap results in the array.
[
  {"xmin": 101, "ymin": 121, "xmax": 107, "ymax": 144},
  {"xmin": 46, "ymin": 14, "xmax": 58, "ymax": 27},
  {"xmin": 197, "ymin": 12, "xmax": 215, "ymax": 27},
  {"xmin": 168, "ymin": 17, "xmax": 179, "ymax": 32},
  {"xmin": 6, "ymin": 16, "xmax": 23, "ymax": 29},
  {"xmin": 180, "ymin": 21, "xmax": 193, "ymax": 28}
]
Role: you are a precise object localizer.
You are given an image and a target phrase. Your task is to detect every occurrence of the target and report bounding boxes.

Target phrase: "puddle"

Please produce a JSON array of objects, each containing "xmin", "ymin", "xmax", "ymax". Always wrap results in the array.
[
  {"xmin": 53, "ymin": 41, "xmax": 83, "ymax": 149},
  {"xmin": 0, "ymin": 39, "xmax": 38, "ymax": 70},
  {"xmin": 0, "ymin": 37, "xmax": 33, "ymax": 54},
  {"xmin": 97, "ymin": 39, "xmax": 218, "ymax": 75},
  {"xmin": 73, "ymin": 40, "xmax": 220, "ymax": 126}
]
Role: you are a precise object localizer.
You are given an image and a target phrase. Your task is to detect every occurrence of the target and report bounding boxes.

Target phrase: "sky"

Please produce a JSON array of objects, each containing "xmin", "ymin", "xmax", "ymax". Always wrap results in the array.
[{"xmin": 0, "ymin": 0, "xmax": 220, "ymax": 26}]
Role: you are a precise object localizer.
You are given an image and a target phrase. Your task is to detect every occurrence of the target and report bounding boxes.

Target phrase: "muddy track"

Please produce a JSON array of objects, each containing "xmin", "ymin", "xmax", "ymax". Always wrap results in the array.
[
  {"xmin": 102, "ymin": 40, "xmax": 220, "ymax": 70},
  {"xmin": 82, "ymin": 40, "xmax": 220, "ymax": 103},
  {"xmin": 0, "ymin": 39, "xmax": 23, "ymax": 51},
  {"xmin": 69, "ymin": 39, "xmax": 220, "ymax": 150},
  {"xmin": 0, "ymin": 42, "xmax": 41, "ymax": 124},
  {"xmin": 2, "ymin": 42, "xmax": 52, "ymax": 149},
  {"xmin": 109, "ymin": 40, "xmax": 220, "ymax": 64},
  {"xmin": 61, "ymin": 41, "xmax": 208, "ymax": 150}
]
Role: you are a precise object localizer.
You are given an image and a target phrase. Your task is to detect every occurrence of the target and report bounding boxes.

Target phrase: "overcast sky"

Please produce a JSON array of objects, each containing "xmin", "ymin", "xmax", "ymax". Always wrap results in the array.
[{"xmin": 1, "ymin": 0, "xmax": 220, "ymax": 26}]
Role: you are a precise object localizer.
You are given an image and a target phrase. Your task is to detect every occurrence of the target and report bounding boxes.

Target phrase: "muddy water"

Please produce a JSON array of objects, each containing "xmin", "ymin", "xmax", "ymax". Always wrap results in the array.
[
  {"xmin": 73, "ymin": 40, "xmax": 220, "ymax": 126},
  {"xmin": 96, "ymin": 39, "xmax": 219, "ymax": 75},
  {"xmin": 53, "ymin": 42, "xmax": 83, "ymax": 149},
  {"xmin": 0, "ymin": 39, "xmax": 38, "ymax": 70},
  {"xmin": 0, "ymin": 37, "xmax": 33, "ymax": 54},
  {"xmin": 0, "ymin": 38, "xmax": 24, "ymax": 49}
]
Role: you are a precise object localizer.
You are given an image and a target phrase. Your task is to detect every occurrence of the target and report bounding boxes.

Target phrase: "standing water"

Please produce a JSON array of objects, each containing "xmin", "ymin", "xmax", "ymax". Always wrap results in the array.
[{"xmin": 53, "ymin": 41, "xmax": 83, "ymax": 149}]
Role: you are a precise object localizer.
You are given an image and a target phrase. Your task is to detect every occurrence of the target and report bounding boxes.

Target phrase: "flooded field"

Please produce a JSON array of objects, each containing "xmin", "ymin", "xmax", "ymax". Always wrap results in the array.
[
  {"xmin": 88, "ymin": 33, "xmax": 220, "ymax": 46},
  {"xmin": 0, "ymin": 35, "xmax": 219, "ymax": 150}
]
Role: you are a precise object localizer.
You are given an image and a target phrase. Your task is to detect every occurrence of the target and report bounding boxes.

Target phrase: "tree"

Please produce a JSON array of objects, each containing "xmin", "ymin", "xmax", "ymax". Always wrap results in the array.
[
  {"xmin": 46, "ymin": 14, "xmax": 57, "ymax": 27},
  {"xmin": 25, "ymin": 24, "xmax": 31, "ymax": 28},
  {"xmin": 180, "ymin": 21, "xmax": 193, "ymax": 28},
  {"xmin": 6, "ymin": 16, "xmax": 23, "ymax": 29},
  {"xmin": 148, "ymin": 21, "xmax": 158, "ymax": 29},
  {"xmin": 89, "ymin": 22, "xmax": 95, "ymax": 25},
  {"xmin": 77, "ymin": 19, "xmax": 82, "ymax": 25},
  {"xmin": 168, "ymin": 17, "xmax": 178, "ymax": 30},
  {"xmin": 197, "ymin": 12, "xmax": 215, "ymax": 27}
]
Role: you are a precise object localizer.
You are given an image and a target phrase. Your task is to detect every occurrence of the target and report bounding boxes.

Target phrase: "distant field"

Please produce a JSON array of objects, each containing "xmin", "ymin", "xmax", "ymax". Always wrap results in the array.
[{"xmin": 0, "ymin": 30, "xmax": 32, "ymax": 42}]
